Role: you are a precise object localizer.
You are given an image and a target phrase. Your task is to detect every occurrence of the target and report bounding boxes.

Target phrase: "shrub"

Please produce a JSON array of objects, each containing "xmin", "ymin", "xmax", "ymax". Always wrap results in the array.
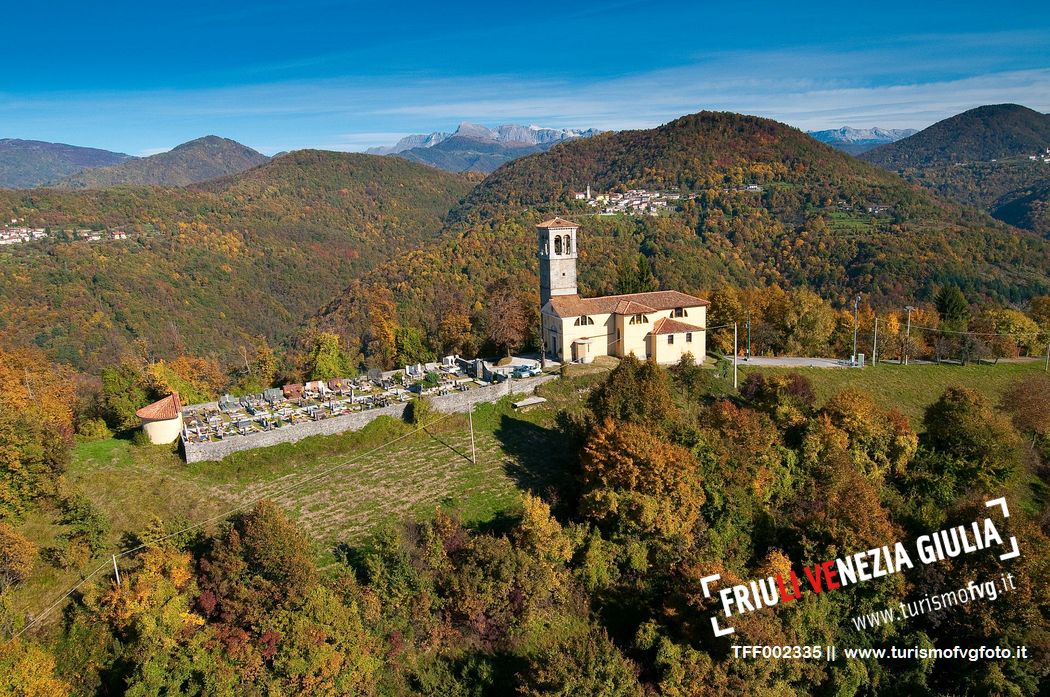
[
  {"xmin": 405, "ymin": 397, "xmax": 435, "ymax": 426},
  {"xmin": 77, "ymin": 418, "xmax": 112, "ymax": 442}
]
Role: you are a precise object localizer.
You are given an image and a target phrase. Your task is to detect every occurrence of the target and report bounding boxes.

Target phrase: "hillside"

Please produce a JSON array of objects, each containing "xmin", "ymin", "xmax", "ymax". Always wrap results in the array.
[
  {"xmin": 0, "ymin": 151, "xmax": 473, "ymax": 370},
  {"xmin": 0, "ymin": 139, "xmax": 130, "ymax": 188},
  {"xmin": 862, "ymin": 104, "xmax": 1050, "ymax": 168},
  {"xmin": 311, "ymin": 111, "xmax": 1050, "ymax": 364},
  {"xmin": 53, "ymin": 135, "xmax": 270, "ymax": 188},
  {"xmin": 991, "ymin": 177, "xmax": 1050, "ymax": 236},
  {"xmin": 860, "ymin": 105, "xmax": 1050, "ymax": 235}
]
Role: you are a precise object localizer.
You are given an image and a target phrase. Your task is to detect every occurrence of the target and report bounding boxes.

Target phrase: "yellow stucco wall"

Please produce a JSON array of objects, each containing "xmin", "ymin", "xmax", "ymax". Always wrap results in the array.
[
  {"xmin": 141, "ymin": 414, "xmax": 184, "ymax": 444},
  {"xmin": 651, "ymin": 328, "xmax": 706, "ymax": 364},
  {"xmin": 545, "ymin": 304, "xmax": 707, "ymax": 365}
]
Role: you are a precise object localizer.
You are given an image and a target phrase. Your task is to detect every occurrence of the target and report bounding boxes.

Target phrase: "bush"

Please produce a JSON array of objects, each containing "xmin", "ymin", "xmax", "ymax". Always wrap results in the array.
[
  {"xmin": 0, "ymin": 523, "xmax": 37, "ymax": 588},
  {"xmin": 405, "ymin": 397, "xmax": 435, "ymax": 426},
  {"xmin": 58, "ymin": 494, "xmax": 109, "ymax": 555},
  {"xmin": 131, "ymin": 429, "xmax": 153, "ymax": 447},
  {"xmin": 77, "ymin": 418, "xmax": 112, "ymax": 442}
]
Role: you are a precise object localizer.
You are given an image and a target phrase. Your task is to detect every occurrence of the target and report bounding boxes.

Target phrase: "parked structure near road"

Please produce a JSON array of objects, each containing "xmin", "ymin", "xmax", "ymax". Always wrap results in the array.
[
  {"xmin": 136, "ymin": 392, "xmax": 184, "ymax": 444},
  {"xmin": 537, "ymin": 217, "xmax": 709, "ymax": 364}
]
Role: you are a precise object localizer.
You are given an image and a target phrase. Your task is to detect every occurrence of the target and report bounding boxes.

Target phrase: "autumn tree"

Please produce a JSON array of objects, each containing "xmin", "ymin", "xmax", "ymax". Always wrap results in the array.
[
  {"xmin": 707, "ymin": 285, "xmax": 744, "ymax": 354},
  {"xmin": 0, "ymin": 640, "xmax": 71, "ymax": 697},
  {"xmin": 792, "ymin": 417, "xmax": 898, "ymax": 554},
  {"xmin": 520, "ymin": 630, "xmax": 643, "ymax": 697},
  {"xmin": 822, "ymin": 388, "xmax": 918, "ymax": 479},
  {"xmin": 580, "ymin": 418, "xmax": 705, "ymax": 545},
  {"xmin": 923, "ymin": 386, "xmax": 1023, "ymax": 491},
  {"xmin": 0, "ymin": 523, "xmax": 36, "ymax": 589},
  {"xmin": 0, "ymin": 348, "xmax": 76, "ymax": 517},
  {"xmin": 98, "ymin": 361, "xmax": 150, "ymax": 431},
  {"xmin": 999, "ymin": 374, "xmax": 1050, "ymax": 441},
  {"xmin": 305, "ymin": 331, "xmax": 355, "ymax": 380},
  {"xmin": 773, "ymin": 288, "xmax": 837, "ymax": 356},
  {"xmin": 1029, "ymin": 295, "xmax": 1050, "ymax": 329},
  {"xmin": 198, "ymin": 501, "xmax": 317, "ymax": 627},
  {"xmin": 146, "ymin": 354, "xmax": 227, "ymax": 404},
  {"xmin": 587, "ymin": 355, "xmax": 676, "ymax": 430},
  {"xmin": 233, "ymin": 337, "xmax": 280, "ymax": 393},
  {"xmin": 485, "ymin": 279, "xmax": 528, "ymax": 358}
]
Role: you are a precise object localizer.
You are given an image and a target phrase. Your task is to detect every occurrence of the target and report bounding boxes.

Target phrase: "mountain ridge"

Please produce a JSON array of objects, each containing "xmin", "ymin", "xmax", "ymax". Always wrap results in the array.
[
  {"xmin": 862, "ymin": 104, "xmax": 1050, "ymax": 168},
  {"xmin": 367, "ymin": 122, "xmax": 601, "ymax": 172},
  {"xmin": 808, "ymin": 126, "xmax": 917, "ymax": 154},
  {"xmin": 0, "ymin": 139, "xmax": 131, "ymax": 189},
  {"xmin": 52, "ymin": 135, "xmax": 271, "ymax": 189},
  {"xmin": 0, "ymin": 151, "xmax": 474, "ymax": 370},
  {"xmin": 860, "ymin": 104, "xmax": 1050, "ymax": 236},
  {"xmin": 367, "ymin": 122, "xmax": 601, "ymax": 155}
]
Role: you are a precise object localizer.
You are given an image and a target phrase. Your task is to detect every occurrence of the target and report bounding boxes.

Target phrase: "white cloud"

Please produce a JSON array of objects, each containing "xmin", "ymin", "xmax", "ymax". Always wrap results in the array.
[{"xmin": 1, "ymin": 29, "xmax": 1047, "ymax": 152}]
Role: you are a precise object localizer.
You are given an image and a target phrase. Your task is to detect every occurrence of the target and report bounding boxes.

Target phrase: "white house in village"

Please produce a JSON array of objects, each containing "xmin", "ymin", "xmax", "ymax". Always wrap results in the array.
[{"xmin": 537, "ymin": 217, "xmax": 708, "ymax": 364}]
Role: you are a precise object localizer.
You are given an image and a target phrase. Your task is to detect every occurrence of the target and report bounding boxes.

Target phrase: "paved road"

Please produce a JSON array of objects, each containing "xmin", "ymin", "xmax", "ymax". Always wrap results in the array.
[{"xmin": 737, "ymin": 356, "xmax": 851, "ymax": 368}]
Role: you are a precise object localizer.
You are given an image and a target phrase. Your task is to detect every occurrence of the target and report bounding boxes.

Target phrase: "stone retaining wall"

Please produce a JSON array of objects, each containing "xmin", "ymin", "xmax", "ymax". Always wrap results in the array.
[{"xmin": 182, "ymin": 373, "xmax": 557, "ymax": 463}]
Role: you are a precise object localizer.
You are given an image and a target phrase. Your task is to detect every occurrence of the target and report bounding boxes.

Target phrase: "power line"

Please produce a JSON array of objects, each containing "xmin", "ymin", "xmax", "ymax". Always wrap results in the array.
[
  {"xmin": 9, "ymin": 562, "xmax": 109, "ymax": 642},
  {"xmin": 7, "ymin": 410, "xmax": 461, "ymax": 642},
  {"xmin": 907, "ymin": 324, "xmax": 1049, "ymax": 339}
]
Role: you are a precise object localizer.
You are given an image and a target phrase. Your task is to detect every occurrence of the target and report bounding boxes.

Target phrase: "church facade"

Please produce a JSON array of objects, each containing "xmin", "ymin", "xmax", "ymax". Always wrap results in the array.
[{"xmin": 537, "ymin": 217, "xmax": 709, "ymax": 365}]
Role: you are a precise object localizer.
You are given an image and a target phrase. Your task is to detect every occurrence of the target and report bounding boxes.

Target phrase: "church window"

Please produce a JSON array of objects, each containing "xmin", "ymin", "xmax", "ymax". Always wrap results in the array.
[
  {"xmin": 629, "ymin": 314, "xmax": 649, "ymax": 325},
  {"xmin": 686, "ymin": 332, "xmax": 693, "ymax": 343},
  {"xmin": 574, "ymin": 315, "xmax": 595, "ymax": 326},
  {"xmin": 565, "ymin": 236, "xmax": 572, "ymax": 254},
  {"xmin": 554, "ymin": 236, "xmax": 562, "ymax": 255},
  {"xmin": 667, "ymin": 335, "xmax": 674, "ymax": 344},
  {"xmin": 672, "ymin": 307, "xmax": 687, "ymax": 317}
]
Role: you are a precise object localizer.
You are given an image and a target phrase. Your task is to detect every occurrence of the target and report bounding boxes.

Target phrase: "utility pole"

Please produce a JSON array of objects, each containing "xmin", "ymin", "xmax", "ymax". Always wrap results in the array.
[
  {"xmin": 852, "ymin": 296, "xmax": 860, "ymax": 366},
  {"xmin": 904, "ymin": 305, "xmax": 916, "ymax": 365},
  {"xmin": 112, "ymin": 555, "xmax": 121, "ymax": 586},
  {"xmin": 468, "ymin": 406, "xmax": 476, "ymax": 464},
  {"xmin": 872, "ymin": 317, "xmax": 879, "ymax": 365},
  {"xmin": 746, "ymin": 310, "xmax": 751, "ymax": 361},
  {"xmin": 733, "ymin": 322, "xmax": 738, "ymax": 390}
]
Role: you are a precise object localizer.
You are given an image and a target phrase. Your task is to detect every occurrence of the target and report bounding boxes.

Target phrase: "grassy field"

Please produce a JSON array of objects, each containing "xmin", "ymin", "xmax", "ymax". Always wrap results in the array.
[
  {"xmin": 740, "ymin": 358, "xmax": 1044, "ymax": 425},
  {"xmin": 10, "ymin": 376, "xmax": 596, "ymax": 623}
]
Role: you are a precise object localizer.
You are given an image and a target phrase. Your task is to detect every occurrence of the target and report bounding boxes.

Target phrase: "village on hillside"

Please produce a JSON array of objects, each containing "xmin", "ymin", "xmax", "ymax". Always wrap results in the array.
[{"xmin": 0, "ymin": 218, "xmax": 129, "ymax": 245}]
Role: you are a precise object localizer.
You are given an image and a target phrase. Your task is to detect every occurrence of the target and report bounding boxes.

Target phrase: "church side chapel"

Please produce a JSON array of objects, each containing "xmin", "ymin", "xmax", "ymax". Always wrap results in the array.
[{"xmin": 537, "ymin": 217, "xmax": 709, "ymax": 364}]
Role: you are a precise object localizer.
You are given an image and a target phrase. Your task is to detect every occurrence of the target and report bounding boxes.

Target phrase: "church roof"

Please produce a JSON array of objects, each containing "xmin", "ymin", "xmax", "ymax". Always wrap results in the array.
[
  {"xmin": 547, "ymin": 290, "xmax": 709, "ymax": 318},
  {"xmin": 652, "ymin": 317, "xmax": 705, "ymax": 335},
  {"xmin": 613, "ymin": 299, "xmax": 656, "ymax": 314},
  {"xmin": 135, "ymin": 392, "xmax": 182, "ymax": 421},
  {"xmin": 536, "ymin": 217, "xmax": 580, "ymax": 229}
]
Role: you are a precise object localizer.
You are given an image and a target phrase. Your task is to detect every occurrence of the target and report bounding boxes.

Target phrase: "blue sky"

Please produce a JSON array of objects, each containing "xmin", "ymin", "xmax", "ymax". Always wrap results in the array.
[{"xmin": 2, "ymin": 0, "xmax": 1048, "ymax": 155}]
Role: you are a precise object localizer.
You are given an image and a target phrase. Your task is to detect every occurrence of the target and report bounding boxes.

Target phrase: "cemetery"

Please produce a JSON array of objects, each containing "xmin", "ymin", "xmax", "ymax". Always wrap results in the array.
[{"xmin": 168, "ymin": 355, "xmax": 550, "ymax": 462}]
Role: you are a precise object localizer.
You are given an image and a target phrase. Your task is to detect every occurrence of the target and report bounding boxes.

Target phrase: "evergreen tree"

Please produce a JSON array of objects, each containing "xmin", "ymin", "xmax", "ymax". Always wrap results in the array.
[{"xmin": 935, "ymin": 284, "xmax": 970, "ymax": 331}]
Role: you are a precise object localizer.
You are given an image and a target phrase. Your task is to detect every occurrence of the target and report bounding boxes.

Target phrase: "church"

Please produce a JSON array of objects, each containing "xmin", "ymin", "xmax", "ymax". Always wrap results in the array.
[{"xmin": 537, "ymin": 217, "xmax": 709, "ymax": 364}]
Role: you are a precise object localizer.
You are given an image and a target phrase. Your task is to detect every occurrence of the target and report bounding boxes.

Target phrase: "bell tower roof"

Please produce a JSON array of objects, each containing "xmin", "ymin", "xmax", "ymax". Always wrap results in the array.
[{"xmin": 536, "ymin": 217, "xmax": 580, "ymax": 229}]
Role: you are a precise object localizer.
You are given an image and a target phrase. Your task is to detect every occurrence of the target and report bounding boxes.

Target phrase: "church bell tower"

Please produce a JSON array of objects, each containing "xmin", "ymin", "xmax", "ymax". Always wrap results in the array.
[{"xmin": 537, "ymin": 217, "xmax": 579, "ymax": 309}]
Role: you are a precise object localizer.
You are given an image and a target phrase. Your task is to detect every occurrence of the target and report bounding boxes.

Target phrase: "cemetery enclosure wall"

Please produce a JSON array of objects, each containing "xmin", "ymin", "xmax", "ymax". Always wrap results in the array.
[{"xmin": 182, "ymin": 374, "xmax": 556, "ymax": 463}]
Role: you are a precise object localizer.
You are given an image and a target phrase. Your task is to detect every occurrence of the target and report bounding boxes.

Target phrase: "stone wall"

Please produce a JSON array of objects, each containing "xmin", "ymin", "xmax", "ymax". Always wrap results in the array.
[{"xmin": 182, "ymin": 373, "xmax": 557, "ymax": 463}]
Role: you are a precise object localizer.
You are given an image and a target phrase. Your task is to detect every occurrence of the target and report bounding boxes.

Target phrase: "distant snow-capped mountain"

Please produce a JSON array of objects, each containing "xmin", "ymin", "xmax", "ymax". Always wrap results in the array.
[
  {"xmin": 367, "ymin": 122, "xmax": 601, "ymax": 155},
  {"xmin": 808, "ymin": 126, "xmax": 918, "ymax": 154}
]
